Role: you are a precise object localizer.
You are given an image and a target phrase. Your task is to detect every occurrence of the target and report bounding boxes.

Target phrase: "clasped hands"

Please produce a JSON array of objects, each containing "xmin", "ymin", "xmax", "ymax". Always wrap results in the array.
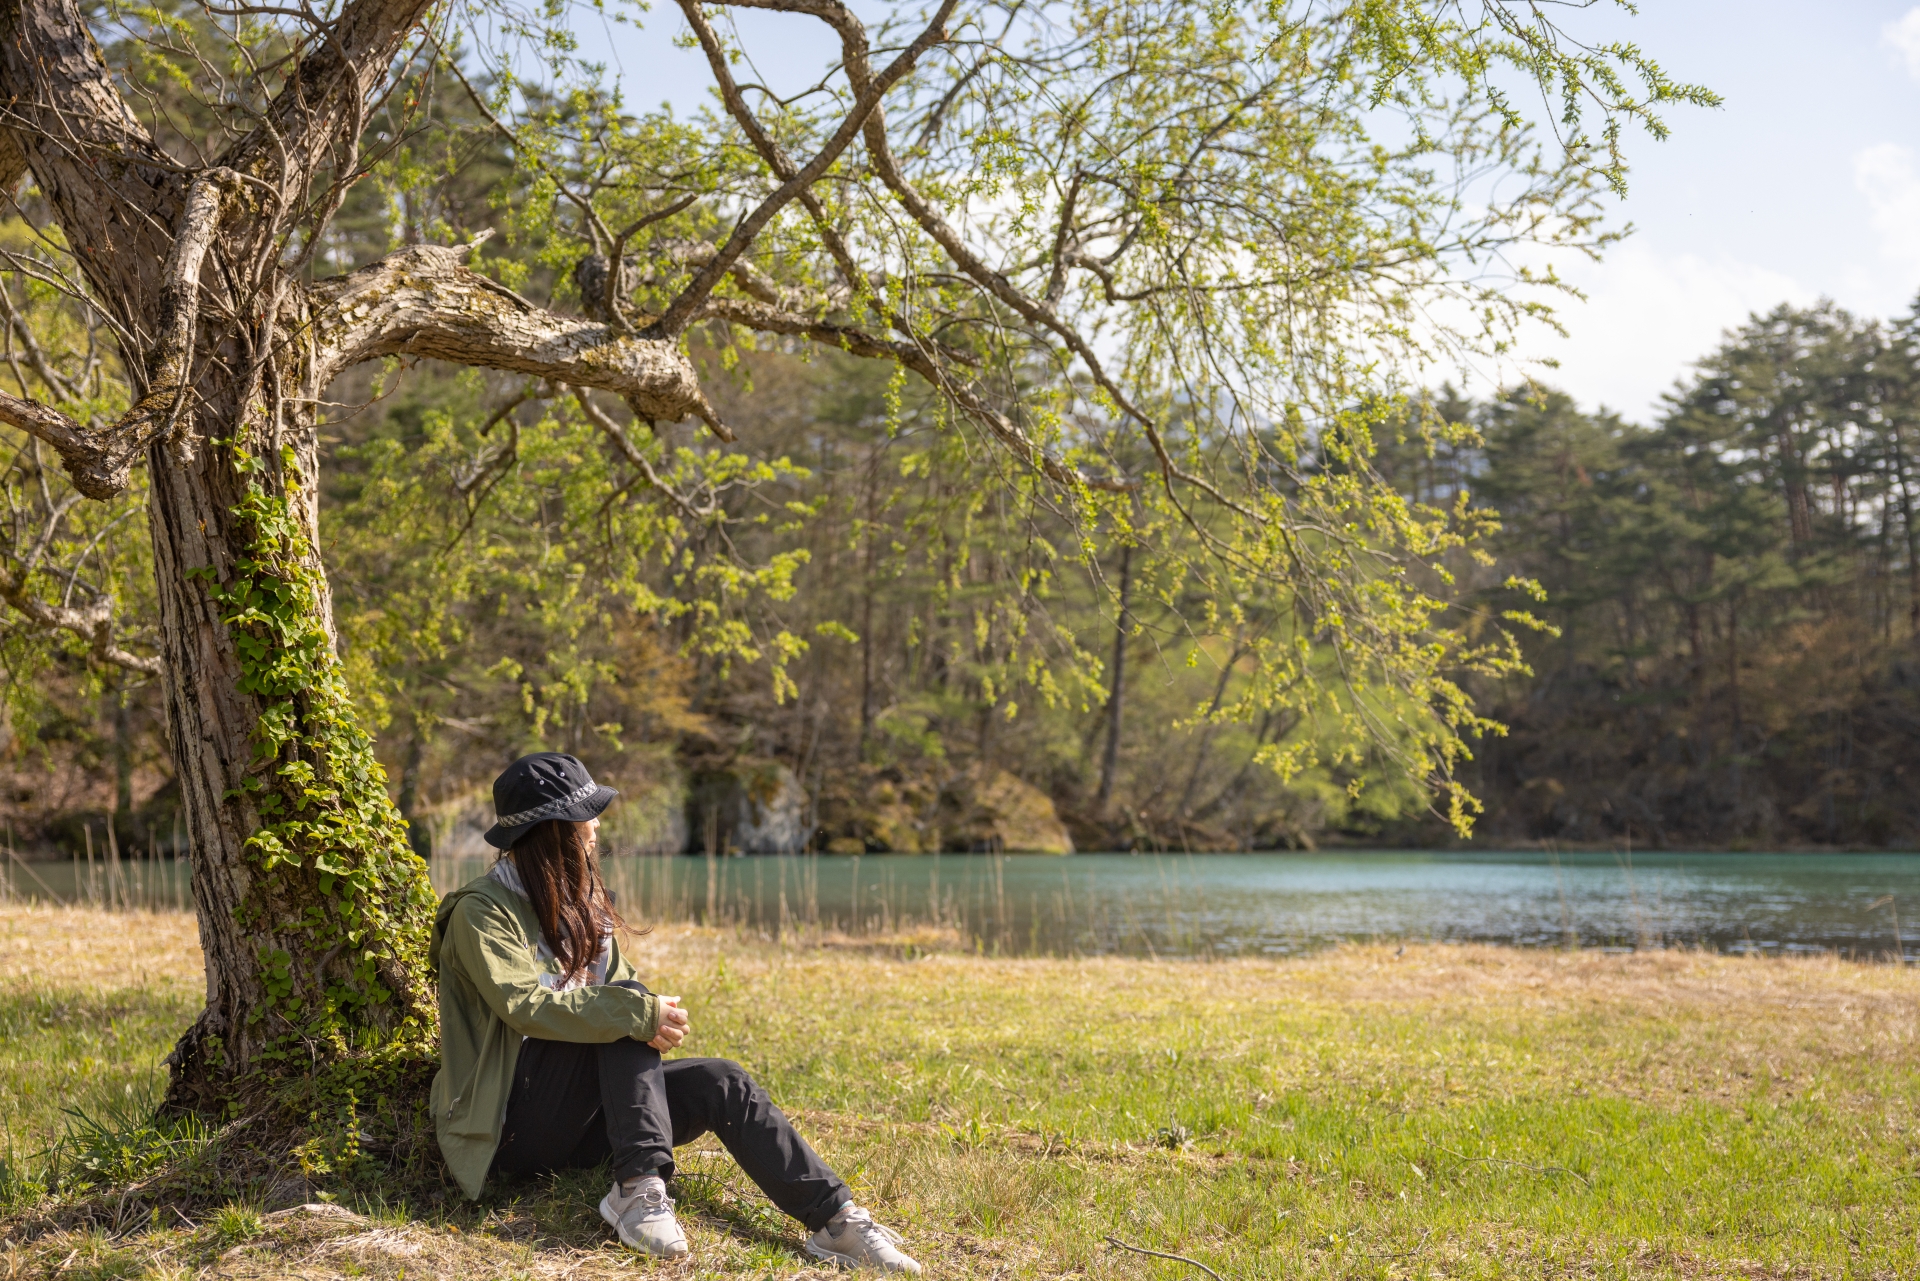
[{"xmin": 648, "ymin": 995, "xmax": 690, "ymax": 1051}]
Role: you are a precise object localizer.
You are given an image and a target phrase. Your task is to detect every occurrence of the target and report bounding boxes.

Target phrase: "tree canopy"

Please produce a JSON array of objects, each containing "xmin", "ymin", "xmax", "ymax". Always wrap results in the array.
[{"xmin": 0, "ymin": 0, "xmax": 1709, "ymax": 834}]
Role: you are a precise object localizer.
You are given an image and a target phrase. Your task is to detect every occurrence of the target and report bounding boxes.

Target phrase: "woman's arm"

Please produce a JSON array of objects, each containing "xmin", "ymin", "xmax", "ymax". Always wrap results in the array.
[
  {"xmin": 445, "ymin": 894, "xmax": 661, "ymax": 1043},
  {"xmin": 608, "ymin": 934, "xmax": 691, "ymax": 1051}
]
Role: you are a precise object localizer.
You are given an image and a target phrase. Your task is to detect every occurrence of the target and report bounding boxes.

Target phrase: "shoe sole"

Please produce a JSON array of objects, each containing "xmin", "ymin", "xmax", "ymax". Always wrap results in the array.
[
  {"xmin": 804, "ymin": 1239, "xmax": 921, "ymax": 1274},
  {"xmin": 804, "ymin": 1239, "xmax": 857, "ymax": 1268},
  {"xmin": 599, "ymin": 1192, "xmax": 690, "ymax": 1258}
]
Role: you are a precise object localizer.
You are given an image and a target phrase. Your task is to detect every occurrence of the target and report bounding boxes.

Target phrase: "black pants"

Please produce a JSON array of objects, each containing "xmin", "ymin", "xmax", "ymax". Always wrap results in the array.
[{"xmin": 490, "ymin": 987, "xmax": 849, "ymax": 1231}]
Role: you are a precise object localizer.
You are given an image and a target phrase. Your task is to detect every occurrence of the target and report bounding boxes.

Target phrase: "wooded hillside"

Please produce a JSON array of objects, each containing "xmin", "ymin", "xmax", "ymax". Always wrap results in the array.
[{"xmin": 1414, "ymin": 301, "xmax": 1920, "ymax": 849}]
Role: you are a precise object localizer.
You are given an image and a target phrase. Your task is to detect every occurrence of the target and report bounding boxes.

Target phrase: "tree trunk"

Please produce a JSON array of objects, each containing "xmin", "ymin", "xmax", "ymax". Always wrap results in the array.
[
  {"xmin": 0, "ymin": 0, "xmax": 439, "ymax": 1111},
  {"xmin": 152, "ymin": 344, "xmax": 437, "ymax": 1113},
  {"xmin": 110, "ymin": 677, "xmax": 133, "ymax": 826},
  {"xmin": 398, "ymin": 721, "xmax": 430, "ymax": 859},
  {"xmin": 0, "ymin": 0, "xmax": 717, "ymax": 1120},
  {"xmin": 1775, "ymin": 424, "xmax": 1814, "ymax": 549},
  {"xmin": 1892, "ymin": 424, "xmax": 1920, "ymax": 638},
  {"xmin": 1726, "ymin": 594, "xmax": 1743, "ymax": 821},
  {"xmin": 858, "ymin": 522, "xmax": 876, "ymax": 752},
  {"xmin": 1096, "ymin": 543, "xmax": 1133, "ymax": 813}
]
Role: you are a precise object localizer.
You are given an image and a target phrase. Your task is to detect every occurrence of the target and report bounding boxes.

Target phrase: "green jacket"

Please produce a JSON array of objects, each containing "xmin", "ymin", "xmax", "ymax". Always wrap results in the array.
[{"xmin": 429, "ymin": 873, "xmax": 661, "ymax": 1199}]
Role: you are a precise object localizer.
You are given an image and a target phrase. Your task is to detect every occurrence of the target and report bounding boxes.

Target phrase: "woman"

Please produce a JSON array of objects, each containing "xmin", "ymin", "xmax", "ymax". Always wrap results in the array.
[{"xmin": 430, "ymin": 752, "xmax": 920, "ymax": 1271}]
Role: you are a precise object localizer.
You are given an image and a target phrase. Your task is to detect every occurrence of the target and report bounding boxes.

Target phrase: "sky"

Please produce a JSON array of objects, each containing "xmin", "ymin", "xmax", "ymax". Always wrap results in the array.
[
  {"xmin": 1528, "ymin": 1, "xmax": 1920, "ymax": 421},
  {"xmin": 570, "ymin": 1, "xmax": 1920, "ymax": 424}
]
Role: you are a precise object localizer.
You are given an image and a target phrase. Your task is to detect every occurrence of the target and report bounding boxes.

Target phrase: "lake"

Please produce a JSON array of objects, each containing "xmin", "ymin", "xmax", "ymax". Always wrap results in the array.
[
  {"xmin": 14, "ymin": 849, "xmax": 1919, "ymax": 960},
  {"xmin": 457, "ymin": 850, "xmax": 1920, "ymax": 960}
]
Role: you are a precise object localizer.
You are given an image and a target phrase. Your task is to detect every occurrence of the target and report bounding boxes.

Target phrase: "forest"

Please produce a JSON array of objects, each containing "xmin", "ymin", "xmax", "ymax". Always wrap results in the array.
[
  {"xmin": 5, "ymin": 8, "xmax": 1918, "ymax": 1277},
  {"xmin": 0, "ymin": 0, "xmax": 1878, "ymax": 859},
  {"xmin": 11, "ymin": 280, "xmax": 1920, "ymax": 855}
]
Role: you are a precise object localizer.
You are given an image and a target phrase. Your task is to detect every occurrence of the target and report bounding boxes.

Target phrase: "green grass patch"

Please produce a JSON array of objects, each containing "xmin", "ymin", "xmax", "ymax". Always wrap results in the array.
[
  {"xmin": 0, "ymin": 984, "xmax": 201, "ymax": 1195},
  {"xmin": 656, "ymin": 944, "xmax": 1920, "ymax": 1279},
  {"xmin": 3, "ymin": 911, "xmax": 1917, "ymax": 1279}
]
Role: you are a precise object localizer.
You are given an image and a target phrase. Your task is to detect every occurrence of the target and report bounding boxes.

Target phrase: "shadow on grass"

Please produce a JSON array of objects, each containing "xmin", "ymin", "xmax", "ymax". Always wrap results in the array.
[{"xmin": 480, "ymin": 1157, "xmax": 813, "ymax": 1259}]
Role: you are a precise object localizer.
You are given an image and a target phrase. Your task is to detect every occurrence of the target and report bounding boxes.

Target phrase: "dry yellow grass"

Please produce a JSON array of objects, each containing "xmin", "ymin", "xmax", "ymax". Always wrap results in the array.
[
  {"xmin": 632, "ymin": 925, "xmax": 1920, "ymax": 1111},
  {"xmin": 10, "ymin": 901, "xmax": 1910, "ymax": 1019},
  {"xmin": 0, "ymin": 904, "xmax": 203, "ymax": 988}
]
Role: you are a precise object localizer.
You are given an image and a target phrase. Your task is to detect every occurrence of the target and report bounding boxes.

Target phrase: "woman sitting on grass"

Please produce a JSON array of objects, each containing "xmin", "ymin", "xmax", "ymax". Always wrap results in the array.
[{"xmin": 429, "ymin": 752, "xmax": 920, "ymax": 1272}]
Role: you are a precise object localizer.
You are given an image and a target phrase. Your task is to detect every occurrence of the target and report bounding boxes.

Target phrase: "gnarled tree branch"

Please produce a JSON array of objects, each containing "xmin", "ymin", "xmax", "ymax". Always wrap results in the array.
[
  {"xmin": 149, "ymin": 168, "xmax": 242, "ymax": 459},
  {"xmin": 0, "ymin": 0, "xmax": 184, "ymax": 330},
  {"xmin": 570, "ymin": 387, "xmax": 715, "ymax": 523},
  {"xmin": 221, "ymin": 0, "xmax": 438, "ymax": 208},
  {"xmin": 0, "ymin": 128, "xmax": 26, "ymax": 195},
  {"xmin": 701, "ymin": 296, "xmax": 1134, "ymax": 493},
  {"xmin": 0, "ymin": 166, "xmax": 240, "ymax": 497},
  {"xmin": 308, "ymin": 240, "xmax": 727, "ymax": 434},
  {"xmin": 678, "ymin": 1, "xmax": 1130, "ymax": 494},
  {"xmin": 709, "ymin": 0, "xmax": 1237, "ymax": 516},
  {"xmin": 0, "ymin": 561, "xmax": 161, "ymax": 673},
  {"xmin": 649, "ymin": 0, "xmax": 958, "ymax": 337}
]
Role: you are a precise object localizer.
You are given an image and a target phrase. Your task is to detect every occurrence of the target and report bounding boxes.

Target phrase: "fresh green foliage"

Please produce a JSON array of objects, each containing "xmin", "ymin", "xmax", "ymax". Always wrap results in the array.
[
  {"xmin": 2, "ymin": 1, "xmax": 1718, "ymax": 847},
  {"xmin": 304, "ymin": 0, "xmax": 1709, "ymax": 833},
  {"xmin": 1341, "ymin": 1, "xmax": 1721, "ymax": 189},
  {"xmin": 323, "ymin": 350, "xmax": 1447, "ymax": 852},
  {"xmin": 52, "ymin": 1080, "xmax": 209, "ymax": 1189},
  {"xmin": 212, "ymin": 1202, "xmax": 266, "ymax": 1247},
  {"xmin": 0, "ymin": 219, "xmax": 155, "ymax": 763},
  {"xmin": 327, "ymin": 369, "xmax": 814, "ymax": 745},
  {"xmin": 187, "ymin": 461, "xmax": 440, "ymax": 1104}
]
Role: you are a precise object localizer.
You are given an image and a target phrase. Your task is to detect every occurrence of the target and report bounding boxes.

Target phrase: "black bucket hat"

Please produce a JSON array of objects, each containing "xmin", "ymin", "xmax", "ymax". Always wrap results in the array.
[{"xmin": 484, "ymin": 752, "xmax": 618, "ymax": 849}]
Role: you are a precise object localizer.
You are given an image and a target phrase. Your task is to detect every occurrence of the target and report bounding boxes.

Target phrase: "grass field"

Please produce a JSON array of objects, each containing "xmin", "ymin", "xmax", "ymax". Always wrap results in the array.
[{"xmin": 1, "ymin": 904, "xmax": 1917, "ymax": 1280}]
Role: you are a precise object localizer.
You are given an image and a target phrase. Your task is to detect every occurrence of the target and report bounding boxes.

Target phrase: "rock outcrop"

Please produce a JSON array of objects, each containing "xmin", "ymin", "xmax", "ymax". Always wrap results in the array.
[
  {"xmin": 685, "ymin": 761, "xmax": 809, "ymax": 854},
  {"xmin": 938, "ymin": 766, "xmax": 1074, "ymax": 854}
]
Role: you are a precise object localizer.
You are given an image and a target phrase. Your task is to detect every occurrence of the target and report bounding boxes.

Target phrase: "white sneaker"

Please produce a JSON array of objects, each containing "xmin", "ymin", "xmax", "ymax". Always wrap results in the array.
[
  {"xmin": 599, "ymin": 1174, "xmax": 689, "ymax": 1258},
  {"xmin": 805, "ymin": 1204, "xmax": 922, "ymax": 1273}
]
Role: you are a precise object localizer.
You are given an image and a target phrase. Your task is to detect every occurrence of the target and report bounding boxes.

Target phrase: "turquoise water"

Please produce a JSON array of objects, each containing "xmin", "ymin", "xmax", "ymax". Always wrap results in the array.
[
  {"xmin": 453, "ymin": 849, "xmax": 1920, "ymax": 959},
  {"xmin": 16, "ymin": 850, "xmax": 1920, "ymax": 959}
]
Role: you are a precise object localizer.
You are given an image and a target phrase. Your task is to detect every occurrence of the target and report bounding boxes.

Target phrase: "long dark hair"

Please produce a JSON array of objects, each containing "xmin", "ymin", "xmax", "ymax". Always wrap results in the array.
[{"xmin": 509, "ymin": 819, "xmax": 625, "ymax": 983}]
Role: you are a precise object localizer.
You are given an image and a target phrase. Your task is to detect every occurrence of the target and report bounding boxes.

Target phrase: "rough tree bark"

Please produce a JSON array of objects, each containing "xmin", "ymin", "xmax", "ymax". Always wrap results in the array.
[{"xmin": 0, "ymin": 0, "xmax": 363, "ymax": 1109}]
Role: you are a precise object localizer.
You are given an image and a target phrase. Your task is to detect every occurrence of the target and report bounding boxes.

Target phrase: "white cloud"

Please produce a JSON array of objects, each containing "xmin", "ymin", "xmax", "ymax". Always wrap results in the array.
[
  {"xmin": 1521, "ymin": 243, "xmax": 1813, "ymax": 421},
  {"xmin": 1499, "ymin": 141, "xmax": 1920, "ymax": 420},
  {"xmin": 1855, "ymin": 142, "xmax": 1920, "ymax": 280},
  {"xmin": 1885, "ymin": 9, "xmax": 1920, "ymax": 79}
]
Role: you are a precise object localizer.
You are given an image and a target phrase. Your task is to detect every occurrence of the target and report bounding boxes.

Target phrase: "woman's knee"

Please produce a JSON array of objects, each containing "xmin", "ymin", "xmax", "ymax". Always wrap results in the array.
[
  {"xmin": 699, "ymin": 1058, "xmax": 753, "ymax": 1089},
  {"xmin": 599, "ymin": 1033, "xmax": 662, "ymax": 1079},
  {"xmin": 667, "ymin": 1058, "xmax": 760, "ymax": 1136},
  {"xmin": 683, "ymin": 1058, "xmax": 763, "ymax": 1109}
]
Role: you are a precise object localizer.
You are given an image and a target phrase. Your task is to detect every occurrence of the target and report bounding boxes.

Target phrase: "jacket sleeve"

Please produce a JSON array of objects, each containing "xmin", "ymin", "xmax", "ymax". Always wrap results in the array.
[{"xmin": 443, "ymin": 894, "xmax": 660, "ymax": 1043}]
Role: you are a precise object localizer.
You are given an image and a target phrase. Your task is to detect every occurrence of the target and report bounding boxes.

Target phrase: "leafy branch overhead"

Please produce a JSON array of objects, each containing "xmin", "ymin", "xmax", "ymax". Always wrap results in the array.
[{"xmin": 399, "ymin": 0, "xmax": 1699, "ymax": 825}]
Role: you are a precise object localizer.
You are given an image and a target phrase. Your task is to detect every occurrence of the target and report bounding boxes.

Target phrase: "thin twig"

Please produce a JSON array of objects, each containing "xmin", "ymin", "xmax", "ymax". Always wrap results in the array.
[
  {"xmin": 1104, "ymin": 1236, "xmax": 1228, "ymax": 1281},
  {"xmin": 6, "ymin": 844, "xmax": 62, "ymax": 901}
]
